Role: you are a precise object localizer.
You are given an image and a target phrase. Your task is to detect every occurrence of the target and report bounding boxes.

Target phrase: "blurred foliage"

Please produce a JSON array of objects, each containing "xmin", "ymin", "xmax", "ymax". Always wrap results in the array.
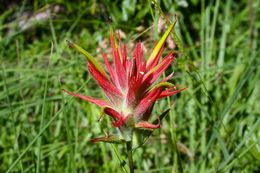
[{"xmin": 0, "ymin": 0, "xmax": 259, "ymax": 173}]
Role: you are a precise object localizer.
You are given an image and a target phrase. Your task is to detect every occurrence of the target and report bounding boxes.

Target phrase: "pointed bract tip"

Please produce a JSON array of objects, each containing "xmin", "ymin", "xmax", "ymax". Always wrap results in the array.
[
  {"xmin": 151, "ymin": 82, "xmax": 174, "ymax": 91},
  {"xmin": 109, "ymin": 26, "xmax": 114, "ymax": 33},
  {"xmin": 147, "ymin": 20, "xmax": 177, "ymax": 65},
  {"xmin": 66, "ymin": 40, "xmax": 74, "ymax": 48},
  {"xmin": 134, "ymin": 117, "xmax": 160, "ymax": 130},
  {"xmin": 90, "ymin": 135, "xmax": 125, "ymax": 143},
  {"xmin": 67, "ymin": 41, "xmax": 107, "ymax": 76}
]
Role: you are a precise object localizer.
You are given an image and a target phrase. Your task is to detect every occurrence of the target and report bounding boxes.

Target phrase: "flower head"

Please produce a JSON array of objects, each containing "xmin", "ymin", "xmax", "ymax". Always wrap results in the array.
[{"xmin": 64, "ymin": 22, "xmax": 185, "ymax": 142}]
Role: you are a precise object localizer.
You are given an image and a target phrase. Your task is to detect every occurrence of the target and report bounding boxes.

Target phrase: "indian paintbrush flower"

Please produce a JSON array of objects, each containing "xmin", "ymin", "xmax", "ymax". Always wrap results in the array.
[{"xmin": 64, "ymin": 22, "xmax": 185, "ymax": 144}]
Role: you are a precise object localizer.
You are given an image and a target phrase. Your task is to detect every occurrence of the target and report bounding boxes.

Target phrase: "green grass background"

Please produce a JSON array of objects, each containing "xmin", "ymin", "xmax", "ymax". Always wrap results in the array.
[{"xmin": 0, "ymin": 0, "xmax": 259, "ymax": 172}]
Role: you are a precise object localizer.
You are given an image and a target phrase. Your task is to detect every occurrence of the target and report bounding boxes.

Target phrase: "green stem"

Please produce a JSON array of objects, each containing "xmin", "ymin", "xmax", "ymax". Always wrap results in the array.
[{"xmin": 126, "ymin": 141, "xmax": 134, "ymax": 173}]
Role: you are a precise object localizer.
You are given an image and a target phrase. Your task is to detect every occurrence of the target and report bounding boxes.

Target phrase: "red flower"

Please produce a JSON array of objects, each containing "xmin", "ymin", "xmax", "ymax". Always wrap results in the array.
[{"xmin": 64, "ymin": 22, "xmax": 185, "ymax": 142}]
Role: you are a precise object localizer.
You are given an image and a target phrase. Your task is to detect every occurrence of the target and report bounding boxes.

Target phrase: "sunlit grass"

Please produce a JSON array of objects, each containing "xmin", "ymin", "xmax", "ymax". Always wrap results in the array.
[{"xmin": 0, "ymin": 0, "xmax": 259, "ymax": 172}]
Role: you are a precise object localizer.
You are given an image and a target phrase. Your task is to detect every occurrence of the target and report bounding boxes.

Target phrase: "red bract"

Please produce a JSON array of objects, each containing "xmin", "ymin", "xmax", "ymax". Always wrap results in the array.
[{"xmin": 64, "ymin": 22, "xmax": 185, "ymax": 142}]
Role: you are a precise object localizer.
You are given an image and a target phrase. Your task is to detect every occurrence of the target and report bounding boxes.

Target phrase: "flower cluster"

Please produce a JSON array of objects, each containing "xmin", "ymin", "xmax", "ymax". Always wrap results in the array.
[{"xmin": 64, "ymin": 22, "xmax": 185, "ymax": 143}]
